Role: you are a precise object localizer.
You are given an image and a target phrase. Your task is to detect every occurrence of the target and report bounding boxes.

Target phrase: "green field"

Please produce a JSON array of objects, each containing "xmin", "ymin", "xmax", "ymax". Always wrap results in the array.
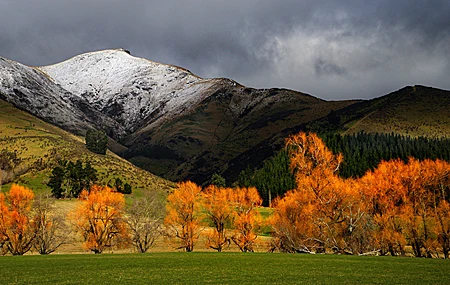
[{"xmin": 0, "ymin": 253, "xmax": 448, "ymax": 284}]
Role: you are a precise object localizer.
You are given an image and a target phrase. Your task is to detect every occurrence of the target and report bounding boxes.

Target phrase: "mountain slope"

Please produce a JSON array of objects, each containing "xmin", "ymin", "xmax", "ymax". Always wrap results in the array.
[
  {"xmin": 122, "ymin": 85, "xmax": 355, "ymax": 183},
  {"xmin": 309, "ymin": 86, "xmax": 450, "ymax": 138},
  {"xmin": 0, "ymin": 99, "xmax": 173, "ymax": 194}
]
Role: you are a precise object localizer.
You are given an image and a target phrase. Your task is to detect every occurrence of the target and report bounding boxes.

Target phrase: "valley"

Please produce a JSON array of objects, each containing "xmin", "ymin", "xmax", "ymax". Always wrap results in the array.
[{"xmin": 1, "ymin": 50, "xmax": 450, "ymax": 260}]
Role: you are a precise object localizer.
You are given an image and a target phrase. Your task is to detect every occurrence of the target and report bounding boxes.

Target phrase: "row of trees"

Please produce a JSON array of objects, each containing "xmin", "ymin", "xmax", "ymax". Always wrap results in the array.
[
  {"xmin": 165, "ymin": 182, "xmax": 262, "ymax": 252},
  {"xmin": 3, "ymin": 132, "xmax": 449, "ymax": 256},
  {"xmin": 0, "ymin": 184, "xmax": 164, "ymax": 255},
  {"xmin": 270, "ymin": 132, "xmax": 450, "ymax": 258},
  {"xmin": 0, "ymin": 181, "xmax": 264, "ymax": 255}
]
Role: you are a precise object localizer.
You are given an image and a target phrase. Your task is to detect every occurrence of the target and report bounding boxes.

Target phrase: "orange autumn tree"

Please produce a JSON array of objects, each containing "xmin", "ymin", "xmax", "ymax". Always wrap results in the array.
[
  {"xmin": 430, "ymin": 159, "xmax": 450, "ymax": 258},
  {"xmin": 286, "ymin": 132, "xmax": 342, "ymax": 182},
  {"xmin": 269, "ymin": 188, "xmax": 316, "ymax": 253},
  {"xmin": 0, "ymin": 193, "xmax": 8, "ymax": 253},
  {"xmin": 402, "ymin": 158, "xmax": 450, "ymax": 258},
  {"xmin": 271, "ymin": 132, "xmax": 343, "ymax": 253},
  {"xmin": 287, "ymin": 133, "xmax": 348, "ymax": 253},
  {"xmin": 0, "ymin": 184, "xmax": 35, "ymax": 255},
  {"xmin": 69, "ymin": 185, "xmax": 129, "ymax": 254},
  {"xmin": 360, "ymin": 160, "xmax": 408, "ymax": 256},
  {"xmin": 231, "ymin": 186, "xmax": 262, "ymax": 252},
  {"xmin": 165, "ymin": 181, "xmax": 203, "ymax": 252},
  {"xmin": 324, "ymin": 178, "xmax": 370, "ymax": 254},
  {"xmin": 359, "ymin": 158, "xmax": 450, "ymax": 258},
  {"xmin": 274, "ymin": 132, "xmax": 367, "ymax": 254},
  {"xmin": 435, "ymin": 200, "xmax": 450, "ymax": 258},
  {"xmin": 202, "ymin": 185, "xmax": 234, "ymax": 252},
  {"xmin": 400, "ymin": 158, "xmax": 438, "ymax": 257}
]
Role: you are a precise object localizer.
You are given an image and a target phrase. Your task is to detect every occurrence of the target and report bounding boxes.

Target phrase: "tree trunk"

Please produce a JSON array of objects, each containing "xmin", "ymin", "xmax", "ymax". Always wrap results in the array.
[{"xmin": 268, "ymin": 190, "xmax": 272, "ymax": 208}]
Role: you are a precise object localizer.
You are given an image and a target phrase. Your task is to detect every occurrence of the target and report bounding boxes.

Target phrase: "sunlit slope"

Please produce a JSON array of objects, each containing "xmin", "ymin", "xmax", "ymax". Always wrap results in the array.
[
  {"xmin": 0, "ymin": 99, "xmax": 173, "ymax": 194},
  {"xmin": 310, "ymin": 86, "xmax": 450, "ymax": 138}
]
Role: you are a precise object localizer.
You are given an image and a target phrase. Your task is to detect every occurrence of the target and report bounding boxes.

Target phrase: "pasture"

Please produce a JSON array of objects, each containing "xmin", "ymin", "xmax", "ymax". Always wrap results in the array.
[{"xmin": 0, "ymin": 252, "xmax": 448, "ymax": 284}]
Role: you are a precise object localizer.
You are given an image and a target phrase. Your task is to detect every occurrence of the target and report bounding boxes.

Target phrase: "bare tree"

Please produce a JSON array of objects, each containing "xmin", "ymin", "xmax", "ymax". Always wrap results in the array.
[
  {"xmin": 32, "ymin": 195, "xmax": 71, "ymax": 254},
  {"xmin": 127, "ymin": 191, "xmax": 165, "ymax": 253}
]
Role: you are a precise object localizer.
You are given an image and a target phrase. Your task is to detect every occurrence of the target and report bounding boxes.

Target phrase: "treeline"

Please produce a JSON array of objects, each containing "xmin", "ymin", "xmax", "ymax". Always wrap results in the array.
[
  {"xmin": 322, "ymin": 132, "xmax": 450, "ymax": 178},
  {"xmin": 271, "ymin": 132, "xmax": 450, "ymax": 258},
  {"xmin": 237, "ymin": 132, "xmax": 450, "ymax": 205}
]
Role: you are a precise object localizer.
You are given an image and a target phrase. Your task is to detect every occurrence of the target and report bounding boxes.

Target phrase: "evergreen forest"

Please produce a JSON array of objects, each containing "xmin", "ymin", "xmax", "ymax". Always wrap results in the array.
[{"xmin": 238, "ymin": 132, "xmax": 450, "ymax": 206}]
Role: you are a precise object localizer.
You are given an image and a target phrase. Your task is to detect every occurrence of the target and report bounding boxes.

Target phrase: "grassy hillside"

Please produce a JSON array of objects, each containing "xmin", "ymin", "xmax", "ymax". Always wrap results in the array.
[
  {"xmin": 310, "ymin": 85, "xmax": 450, "ymax": 138},
  {"xmin": 0, "ymin": 99, "xmax": 174, "ymax": 195},
  {"xmin": 0, "ymin": 253, "xmax": 448, "ymax": 284}
]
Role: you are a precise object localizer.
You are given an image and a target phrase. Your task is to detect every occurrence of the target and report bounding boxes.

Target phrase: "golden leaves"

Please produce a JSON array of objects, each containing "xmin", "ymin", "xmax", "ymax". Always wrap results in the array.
[{"xmin": 69, "ymin": 185, "xmax": 129, "ymax": 254}]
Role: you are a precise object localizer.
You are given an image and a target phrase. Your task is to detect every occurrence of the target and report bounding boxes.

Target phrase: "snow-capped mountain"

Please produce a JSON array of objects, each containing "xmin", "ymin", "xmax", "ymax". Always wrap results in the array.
[
  {"xmin": 0, "ymin": 49, "xmax": 356, "ymax": 184},
  {"xmin": 0, "ymin": 55, "xmax": 125, "ymax": 137},
  {"xmin": 38, "ymin": 49, "xmax": 220, "ymax": 133}
]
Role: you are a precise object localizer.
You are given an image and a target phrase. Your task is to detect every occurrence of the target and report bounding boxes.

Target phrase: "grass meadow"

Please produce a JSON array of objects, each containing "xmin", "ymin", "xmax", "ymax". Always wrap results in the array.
[{"xmin": 0, "ymin": 252, "xmax": 449, "ymax": 284}]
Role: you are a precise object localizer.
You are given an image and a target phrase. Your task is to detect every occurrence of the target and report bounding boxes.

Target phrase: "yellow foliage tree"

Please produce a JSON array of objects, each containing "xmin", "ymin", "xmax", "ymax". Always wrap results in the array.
[
  {"xmin": 164, "ymin": 181, "xmax": 203, "ymax": 252},
  {"xmin": 269, "ymin": 189, "xmax": 316, "ymax": 253},
  {"xmin": 271, "ymin": 132, "xmax": 369, "ymax": 254},
  {"xmin": 360, "ymin": 160, "xmax": 408, "ymax": 256},
  {"xmin": 69, "ymin": 185, "xmax": 129, "ymax": 254},
  {"xmin": 285, "ymin": 132, "xmax": 342, "ymax": 183},
  {"xmin": 231, "ymin": 186, "xmax": 262, "ymax": 252},
  {"xmin": 435, "ymin": 200, "xmax": 450, "ymax": 258},
  {"xmin": 0, "ymin": 184, "xmax": 35, "ymax": 255},
  {"xmin": 202, "ymin": 185, "xmax": 233, "ymax": 252}
]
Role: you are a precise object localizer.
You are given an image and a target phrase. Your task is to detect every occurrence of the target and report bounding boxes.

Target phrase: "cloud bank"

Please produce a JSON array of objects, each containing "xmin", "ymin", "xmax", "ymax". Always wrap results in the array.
[{"xmin": 1, "ymin": 0, "xmax": 449, "ymax": 99}]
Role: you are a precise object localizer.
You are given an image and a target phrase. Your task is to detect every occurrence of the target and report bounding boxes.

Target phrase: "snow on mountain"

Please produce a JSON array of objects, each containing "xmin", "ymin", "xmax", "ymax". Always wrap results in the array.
[
  {"xmin": 38, "ymin": 49, "xmax": 220, "ymax": 133},
  {"xmin": 0, "ymin": 56, "xmax": 126, "ymax": 137}
]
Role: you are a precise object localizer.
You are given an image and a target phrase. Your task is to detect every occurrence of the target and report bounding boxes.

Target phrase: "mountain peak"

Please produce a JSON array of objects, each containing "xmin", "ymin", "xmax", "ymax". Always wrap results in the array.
[
  {"xmin": 116, "ymin": 48, "xmax": 131, "ymax": 54},
  {"xmin": 37, "ymin": 49, "xmax": 215, "ymax": 133}
]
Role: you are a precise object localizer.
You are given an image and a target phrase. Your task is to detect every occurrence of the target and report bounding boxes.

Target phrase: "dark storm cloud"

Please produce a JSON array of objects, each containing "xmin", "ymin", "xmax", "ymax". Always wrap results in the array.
[
  {"xmin": 314, "ymin": 58, "xmax": 348, "ymax": 77},
  {"xmin": 0, "ymin": 0, "xmax": 449, "ymax": 100}
]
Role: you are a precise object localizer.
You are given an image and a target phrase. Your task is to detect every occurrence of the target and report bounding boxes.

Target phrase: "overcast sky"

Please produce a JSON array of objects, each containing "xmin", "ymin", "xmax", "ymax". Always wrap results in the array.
[{"xmin": 1, "ymin": 0, "xmax": 449, "ymax": 100}]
